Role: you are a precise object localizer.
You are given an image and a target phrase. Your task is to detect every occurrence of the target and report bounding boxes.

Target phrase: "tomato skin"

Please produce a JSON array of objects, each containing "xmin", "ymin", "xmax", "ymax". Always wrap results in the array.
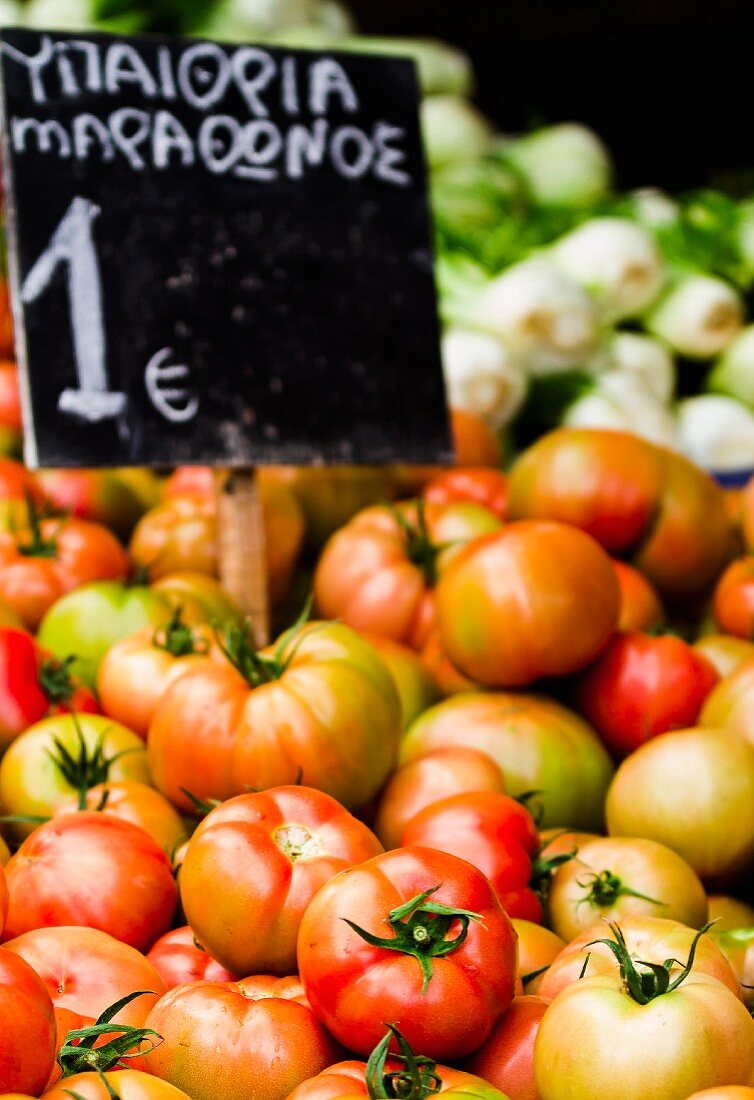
[
  {"xmin": 41, "ymin": 1070, "xmax": 193, "ymax": 1100},
  {"xmin": 0, "ymin": 362, "xmax": 22, "ymax": 458},
  {"xmin": 399, "ymin": 791, "xmax": 543, "ymax": 922},
  {"xmin": 0, "ymin": 628, "xmax": 99, "ymax": 753},
  {"xmin": 537, "ymin": 916, "xmax": 740, "ymax": 1003},
  {"xmin": 574, "ymin": 632, "xmax": 719, "ymax": 757},
  {"xmin": 423, "ymin": 468, "xmax": 509, "ymax": 520},
  {"xmin": 314, "ymin": 501, "xmax": 501, "ymax": 649},
  {"xmin": 436, "ymin": 521, "xmax": 620, "ymax": 687},
  {"xmin": 546, "ymin": 836, "xmax": 708, "ymax": 942},
  {"xmin": 3, "ymin": 925, "xmax": 166, "ymax": 1083},
  {"xmin": 373, "ymin": 748, "xmax": 507, "ymax": 851},
  {"xmin": 0, "ymin": 946, "xmax": 56, "ymax": 1096},
  {"xmin": 710, "ymin": 928, "xmax": 754, "ymax": 1008},
  {"xmin": 130, "ymin": 493, "xmax": 216, "ymax": 579},
  {"xmin": 605, "ymin": 727, "xmax": 754, "ymax": 881},
  {"xmin": 53, "ymin": 781, "xmax": 188, "ymax": 857},
  {"xmin": 37, "ymin": 469, "xmax": 160, "ymax": 539},
  {"xmin": 147, "ymin": 926, "xmax": 237, "ymax": 989},
  {"xmin": 533, "ymin": 971, "xmax": 754, "ymax": 1100},
  {"xmin": 360, "ymin": 634, "xmax": 440, "ymax": 730},
  {"xmin": 701, "ymin": 661, "xmax": 754, "ymax": 746},
  {"xmin": 97, "ymin": 622, "xmax": 219, "ymax": 738},
  {"xmin": 508, "ymin": 428, "xmax": 733, "ymax": 601},
  {"xmin": 450, "ymin": 408, "xmax": 504, "ymax": 467},
  {"xmin": 685, "ymin": 1090, "xmax": 754, "ymax": 1099},
  {"xmin": 148, "ymin": 622, "xmax": 402, "ymax": 815},
  {"xmin": 297, "ymin": 846, "xmax": 518, "ymax": 1060},
  {"xmin": 180, "ymin": 786, "xmax": 383, "ymax": 976},
  {"xmin": 612, "ymin": 561, "xmax": 664, "ymax": 632},
  {"xmin": 0, "ymin": 714, "xmax": 150, "ymax": 839},
  {"xmin": 400, "ymin": 693, "xmax": 614, "ymax": 831},
  {"xmin": 463, "ymin": 995, "xmax": 549, "ymax": 1100},
  {"xmin": 713, "ymin": 558, "xmax": 754, "ymax": 638},
  {"xmin": 0, "ymin": 866, "xmax": 6, "ymax": 937},
  {"xmin": 707, "ymin": 896, "xmax": 754, "ymax": 931},
  {"xmin": 511, "ymin": 921, "xmax": 565, "ymax": 995},
  {"xmin": 694, "ymin": 635, "xmax": 754, "ymax": 678},
  {"xmin": 0, "ymin": 518, "xmax": 129, "ymax": 630},
  {"xmin": 2, "ymin": 813, "xmax": 176, "ymax": 952},
  {"xmin": 142, "ymin": 981, "xmax": 342, "ymax": 1100},
  {"xmin": 287, "ymin": 1059, "xmax": 506, "ymax": 1100}
]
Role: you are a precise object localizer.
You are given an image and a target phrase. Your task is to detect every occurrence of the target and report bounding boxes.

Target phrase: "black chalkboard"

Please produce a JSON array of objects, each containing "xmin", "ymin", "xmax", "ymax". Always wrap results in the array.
[{"xmin": 0, "ymin": 28, "xmax": 450, "ymax": 468}]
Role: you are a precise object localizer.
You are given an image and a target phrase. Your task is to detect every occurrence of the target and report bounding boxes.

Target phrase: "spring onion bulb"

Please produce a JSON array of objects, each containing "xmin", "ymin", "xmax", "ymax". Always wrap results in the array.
[
  {"xmin": 442, "ymin": 328, "xmax": 528, "ymax": 430},
  {"xmin": 676, "ymin": 395, "xmax": 754, "ymax": 471},
  {"xmin": 706, "ymin": 325, "xmax": 754, "ymax": 409},
  {"xmin": 551, "ymin": 218, "xmax": 665, "ymax": 322},
  {"xmin": 22, "ymin": 0, "xmax": 93, "ymax": 28},
  {"xmin": 562, "ymin": 372, "xmax": 677, "ymax": 449},
  {"xmin": 473, "ymin": 258, "xmax": 601, "ymax": 375},
  {"xmin": 501, "ymin": 123, "xmax": 612, "ymax": 208},
  {"xmin": 421, "ymin": 95, "xmax": 492, "ymax": 168},
  {"xmin": 338, "ymin": 37, "xmax": 474, "ymax": 97},
  {"xmin": 644, "ymin": 274, "xmax": 744, "ymax": 360},
  {"xmin": 630, "ymin": 188, "xmax": 680, "ymax": 228},
  {"xmin": 606, "ymin": 332, "xmax": 676, "ymax": 404}
]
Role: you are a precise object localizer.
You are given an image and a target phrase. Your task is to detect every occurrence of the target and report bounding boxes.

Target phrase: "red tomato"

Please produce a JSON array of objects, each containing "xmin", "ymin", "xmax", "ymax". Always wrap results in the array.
[
  {"xmin": 41, "ymin": 1070, "xmax": 193, "ymax": 1100},
  {"xmin": 436, "ymin": 521, "xmax": 620, "ymax": 687},
  {"xmin": 147, "ymin": 927, "xmax": 237, "ymax": 989},
  {"xmin": 53, "ymin": 781, "xmax": 188, "ymax": 857},
  {"xmin": 0, "ymin": 946, "xmax": 56, "ymax": 1096},
  {"xmin": 147, "ymin": 621, "xmax": 401, "ymax": 815},
  {"xmin": 0, "ymin": 517, "xmax": 129, "ymax": 630},
  {"xmin": 574, "ymin": 632, "xmax": 719, "ymax": 757},
  {"xmin": 0, "ymin": 280, "xmax": 15, "ymax": 359},
  {"xmin": 714, "ymin": 557, "xmax": 754, "ymax": 638},
  {"xmin": 142, "ymin": 981, "xmax": 341, "ymax": 1100},
  {"xmin": 0, "ymin": 362, "xmax": 22, "ymax": 458},
  {"xmin": 464, "ymin": 995, "xmax": 549, "ymax": 1100},
  {"xmin": 3, "ymin": 926, "xmax": 167, "ymax": 1084},
  {"xmin": 0, "ymin": 866, "xmax": 6, "ymax": 937},
  {"xmin": 235, "ymin": 975, "xmax": 308, "ymax": 1005},
  {"xmin": 36, "ymin": 469, "xmax": 160, "ymax": 539},
  {"xmin": 612, "ymin": 560, "xmax": 664, "ymax": 632},
  {"xmin": 399, "ymin": 791, "xmax": 543, "ymax": 921},
  {"xmin": 180, "ymin": 786, "xmax": 383, "ymax": 976},
  {"xmin": 450, "ymin": 408, "xmax": 504, "ymax": 467},
  {"xmin": 297, "ymin": 846, "xmax": 518, "ymax": 1060},
  {"xmin": 314, "ymin": 500, "xmax": 501, "ymax": 649},
  {"xmin": 373, "ymin": 747, "xmax": 507, "ymax": 851},
  {"xmin": 2, "ymin": 812, "xmax": 176, "ymax": 951},
  {"xmin": 0, "ymin": 628, "xmax": 99, "ymax": 754},
  {"xmin": 423, "ymin": 468, "xmax": 509, "ymax": 520}
]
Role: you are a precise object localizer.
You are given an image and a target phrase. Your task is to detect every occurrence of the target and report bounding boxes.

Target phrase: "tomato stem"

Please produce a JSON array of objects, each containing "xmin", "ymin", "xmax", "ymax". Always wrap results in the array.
[
  {"xmin": 152, "ymin": 606, "xmax": 207, "ymax": 658},
  {"xmin": 344, "ymin": 885, "xmax": 484, "ymax": 996},
  {"xmin": 578, "ymin": 869, "xmax": 664, "ymax": 911},
  {"xmin": 39, "ymin": 655, "xmax": 78, "ymax": 705},
  {"xmin": 365, "ymin": 1025, "xmax": 442, "ymax": 1100},
  {"xmin": 14, "ymin": 490, "xmax": 59, "ymax": 559},
  {"xmin": 47, "ymin": 715, "xmax": 141, "ymax": 812},
  {"xmin": 57, "ymin": 991, "xmax": 162, "ymax": 1077},
  {"xmin": 586, "ymin": 920, "xmax": 715, "ymax": 1004}
]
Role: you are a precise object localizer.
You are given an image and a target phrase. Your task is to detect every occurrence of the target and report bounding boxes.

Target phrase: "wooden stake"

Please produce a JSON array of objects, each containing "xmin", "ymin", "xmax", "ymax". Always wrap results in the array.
[{"xmin": 215, "ymin": 467, "xmax": 270, "ymax": 647}]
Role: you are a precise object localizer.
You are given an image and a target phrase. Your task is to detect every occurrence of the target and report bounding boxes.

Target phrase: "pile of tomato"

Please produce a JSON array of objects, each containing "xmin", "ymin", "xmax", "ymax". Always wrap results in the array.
[{"xmin": 5, "ymin": 299, "xmax": 754, "ymax": 1100}]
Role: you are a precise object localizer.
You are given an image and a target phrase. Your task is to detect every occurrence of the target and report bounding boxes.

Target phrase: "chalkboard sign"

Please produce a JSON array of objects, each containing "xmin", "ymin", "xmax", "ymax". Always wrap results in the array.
[{"xmin": 0, "ymin": 28, "xmax": 450, "ymax": 468}]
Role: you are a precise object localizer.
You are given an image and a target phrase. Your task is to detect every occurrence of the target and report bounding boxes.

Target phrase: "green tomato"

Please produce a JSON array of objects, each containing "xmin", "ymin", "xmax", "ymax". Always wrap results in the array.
[{"xmin": 37, "ymin": 581, "xmax": 170, "ymax": 689}]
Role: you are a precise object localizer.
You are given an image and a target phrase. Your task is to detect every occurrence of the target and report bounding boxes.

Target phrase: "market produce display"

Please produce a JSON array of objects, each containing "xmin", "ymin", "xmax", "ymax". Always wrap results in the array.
[{"xmin": 2, "ymin": 4, "xmax": 754, "ymax": 1100}]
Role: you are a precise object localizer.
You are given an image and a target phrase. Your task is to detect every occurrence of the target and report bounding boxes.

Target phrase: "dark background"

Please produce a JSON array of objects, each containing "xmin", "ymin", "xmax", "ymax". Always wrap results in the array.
[{"xmin": 348, "ymin": 0, "xmax": 754, "ymax": 192}]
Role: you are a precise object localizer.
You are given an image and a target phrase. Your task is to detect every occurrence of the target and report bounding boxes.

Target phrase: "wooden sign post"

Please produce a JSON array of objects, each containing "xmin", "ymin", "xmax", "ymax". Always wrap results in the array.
[{"xmin": 0, "ymin": 28, "xmax": 451, "ymax": 630}]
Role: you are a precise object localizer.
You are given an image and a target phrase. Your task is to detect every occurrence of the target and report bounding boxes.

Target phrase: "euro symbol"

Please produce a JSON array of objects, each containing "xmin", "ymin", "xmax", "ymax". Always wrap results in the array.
[{"xmin": 144, "ymin": 347, "xmax": 199, "ymax": 424}]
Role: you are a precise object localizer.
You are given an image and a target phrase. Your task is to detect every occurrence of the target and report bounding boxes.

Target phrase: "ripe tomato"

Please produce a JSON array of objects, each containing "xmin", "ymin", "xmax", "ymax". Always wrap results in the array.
[
  {"xmin": 0, "ymin": 713, "xmax": 150, "ymax": 840},
  {"xmin": 0, "ymin": 516, "xmax": 129, "ymax": 630},
  {"xmin": 436, "ymin": 521, "xmax": 620, "ymax": 687},
  {"xmin": 373, "ymin": 747, "xmax": 507, "ymax": 851},
  {"xmin": 0, "ymin": 946, "xmax": 56, "ymax": 1096},
  {"xmin": 54, "ymin": 781, "xmax": 188, "ymax": 857},
  {"xmin": 148, "ymin": 622, "xmax": 401, "ymax": 814},
  {"xmin": 0, "ymin": 362, "xmax": 22, "ymax": 459},
  {"xmin": 707, "ymin": 896, "xmax": 754, "ymax": 931},
  {"xmin": 686, "ymin": 1091, "xmax": 754, "ymax": 1099},
  {"xmin": 710, "ymin": 928, "xmax": 754, "ymax": 1007},
  {"xmin": 606, "ymin": 727, "xmax": 754, "ymax": 881},
  {"xmin": 463, "ymin": 995, "xmax": 549, "ymax": 1100},
  {"xmin": 360, "ymin": 634, "xmax": 440, "ymax": 730},
  {"xmin": 0, "ymin": 865, "xmax": 6, "ymax": 937},
  {"xmin": 41, "ymin": 1070, "xmax": 193, "ymax": 1100},
  {"xmin": 399, "ymin": 791, "xmax": 543, "ymax": 921},
  {"xmin": 147, "ymin": 927, "xmax": 237, "ymax": 989},
  {"xmin": 0, "ymin": 628, "xmax": 99, "ymax": 754},
  {"xmin": 450, "ymin": 408, "xmax": 504, "ymax": 467},
  {"xmin": 701, "ymin": 661, "xmax": 754, "ymax": 745},
  {"xmin": 533, "ymin": 925, "xmax": 754, "ymax": 1100},
  {"xmin": 3, "ymin": 925, "xmax": 166, "ymax": 1081},
  {"xmin": 546, "ymin": 836, "xmax": 708, "ymax": 942},
  {"xmin": 536, "ymin": 916, "xmax": 739, "ymax": 1003},
  {"xmin": 713, "ymin": 558, "xmax": 754, "ymax": 638},
  {"xmin": 2, "ymin": 813, "xmax": 176, "ymax": 951},
  {"xmin": 97, "ymin": 613, "xmax": 220, "ymax": 738},
  {"xmin": 142, "ymin": 980, "xmax": 341, "ymax": 1100},
  {"xmin": 314, "ymin": 500, "xmax": 501, "ymax": 649},
  {"xmin": 508, "ymin": 428, "xmax": 733, "ymax": 602},
  {"xmin": 130, "ymin": 493, "xmax": 216, "ymax": 579},
  {"xmin": 297, "ymin": 846, "xmax": 518, "ymax": 1060},
  {"xmin": 37, "ymin": 469, "xmax": 160, "ymax": 539},
  {"xmin": 694, "ymin": 635, "xmax": 754, "ymax": 678},
  {"xmin": 574, "ymin": 631, "xmax": 719, "ymax": 757},
  {"xmin": 150, "ymin": 571, "xmax": 242, "ymax": 625},
  {"xmin": 511, "ymin": 919, "xmax": 565, "ymax": 994},
  {"xmin": 400, "ymin": 693, "xmax": 614, "ymax": 831},
  {"xmin": 0, "ymin": 279, "xmax": 15, "ymax": 359},
  {"xmin": 612, "ymin": 560, "xmax": 665, "ymax": 632},
  {"xmin": 423, "ymin": 468, "xmax": 509, "ymax": 520},
  {"xmin": 180, "ymin": 785, "xmax": 383, "ymax": 976}
]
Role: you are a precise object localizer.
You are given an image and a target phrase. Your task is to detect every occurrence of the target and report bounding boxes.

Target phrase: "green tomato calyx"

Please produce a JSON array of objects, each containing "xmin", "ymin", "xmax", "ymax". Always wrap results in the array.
[
  {"xmin": 365, "ymin": 1024, "xmax": 442, "ymax": 1100},
  {"xmin": 578, "ymin": 869, "xmax": 664, "ymax": 911},
  {"xmin": 587, "ymin": 920, "xmax": 715, "ymax": 1004},
  {"xmin": 48, "ymin": 715, "xmax": 141, "ymax": 811},
  {"xmin": 217, "ymin": 596, "xmax": 316, "ymax": 687},
  {"xmin": 344, "ymin": 885, "xmax": 484, "ymax": 996},
  {"xmin": 57, "ymin": 991, "xmax": 162, "ymax": 1078},
  {"xmin": 39, "ymin": 655, "xmax": 78, "ymax": 705},
  {"xmin": 152, "ymin": 606, "xmax": 208, "ymax": 658}
]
